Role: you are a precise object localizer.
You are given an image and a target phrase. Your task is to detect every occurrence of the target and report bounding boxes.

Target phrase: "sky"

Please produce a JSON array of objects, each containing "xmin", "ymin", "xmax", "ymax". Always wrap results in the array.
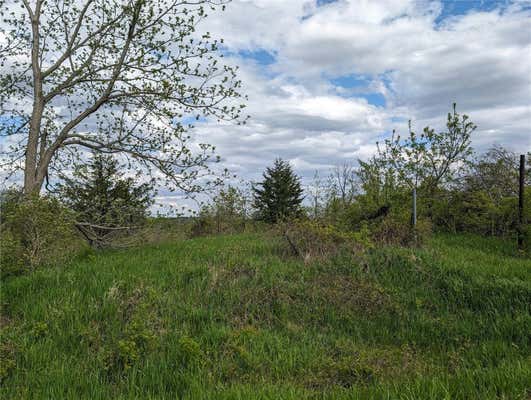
[
  {"xmin": 163, "ymin": 0, "xmax": 531, "ymax": 209},
  {"xmin": 2, "ymin": 0, "xmax": 531, "ymax": 211}
]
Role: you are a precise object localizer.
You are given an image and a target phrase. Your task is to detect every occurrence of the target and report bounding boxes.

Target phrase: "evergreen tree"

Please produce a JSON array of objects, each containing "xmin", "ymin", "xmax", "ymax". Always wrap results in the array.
[
  {"xmin": 253, "ymin": 159, "xmax": 304, "ymax": 223},
  {"xmin": 58, "ymin": 153, "xmax": 154, "ymax": 248}
]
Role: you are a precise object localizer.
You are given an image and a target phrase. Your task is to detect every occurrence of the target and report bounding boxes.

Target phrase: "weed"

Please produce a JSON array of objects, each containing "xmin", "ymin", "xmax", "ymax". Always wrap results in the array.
[
  {"xmin": 29, "ymin": 322, "xmax": 49, "ymax": 339},
  {"xmin": 0, "ymin": 339, "xmax": 16, "ymax": 383},
  {"xmin": 306, "ymin": 357, "xmax": 375, "ymax": 389}
]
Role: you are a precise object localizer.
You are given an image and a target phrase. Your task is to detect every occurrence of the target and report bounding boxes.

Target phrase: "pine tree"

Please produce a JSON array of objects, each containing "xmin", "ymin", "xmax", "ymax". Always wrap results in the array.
[
  {"xmin": 253, "ymin": 159, "xmax": 304, "ymax": 223},
  {"xmin": 58, "ymin": 153, "xmax": 154, "ymax": 248}
]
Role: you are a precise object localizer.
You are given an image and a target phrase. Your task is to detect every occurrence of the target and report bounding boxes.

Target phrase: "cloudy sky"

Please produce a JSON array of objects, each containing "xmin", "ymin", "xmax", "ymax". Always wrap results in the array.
[
  {"xmin": 2, "ymin": 0, "xmax": 530, "ymax": 211},
  {"xmin": 183, "ymin": 0, "xmax": 531, "ymax": 187}
]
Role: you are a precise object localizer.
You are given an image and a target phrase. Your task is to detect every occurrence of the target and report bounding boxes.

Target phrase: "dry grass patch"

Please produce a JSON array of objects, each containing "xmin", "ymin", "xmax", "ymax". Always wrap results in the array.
[
  {"xmin": 306, "ymin": 274, "xmax": 399, "ymax": 317},
  {"xmin": 304, "ymin": 342, "xmax": 432, "ymax": 390}
]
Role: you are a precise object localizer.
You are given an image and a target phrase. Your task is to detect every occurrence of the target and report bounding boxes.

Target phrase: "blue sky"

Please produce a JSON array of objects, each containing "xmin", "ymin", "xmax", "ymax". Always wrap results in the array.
[
  {"xmin": 238, "ymin": 49, "xmax": 277, "ymax": 66},
  {"xmin": 436, "ymin": 0, "xmax": 513, "ymax": 22}
]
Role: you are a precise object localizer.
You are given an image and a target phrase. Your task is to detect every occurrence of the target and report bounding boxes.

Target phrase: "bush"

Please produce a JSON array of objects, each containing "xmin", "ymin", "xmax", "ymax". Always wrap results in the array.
[
  {"xmin": 282, "ymin": 219, "xmax": 372, "ymax": 264},
  {"xmin": 190, "ymin": 186, "xmax": 250, "ymax": 237},
  {"xmin": 0, "ymin": 229, "xmax": 24, "ymax": 277},
  {"xmin": 429, "ymin": 187, "xmax": 530, "ymax": 241},
  {"xmin": 0, "ymin": 192, "xmax": 82, "ymax": 275},
  {"xmin": 370, "ymin": 213, "xmax": 432, "ymax": 247},
  {"xmin": 328, "ymin": 189, "xmax": 431, "ymax": 247},
  {"xmin": 189, "ymin": 211, "xmax": 219, "ymax": 237}
]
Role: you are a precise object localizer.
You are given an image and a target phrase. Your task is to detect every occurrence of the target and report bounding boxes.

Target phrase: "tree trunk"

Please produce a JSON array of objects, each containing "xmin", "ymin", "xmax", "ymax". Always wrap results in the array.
[{"xmin": 24, "ymin": 9, "xmax": 44, "ymax": 195}]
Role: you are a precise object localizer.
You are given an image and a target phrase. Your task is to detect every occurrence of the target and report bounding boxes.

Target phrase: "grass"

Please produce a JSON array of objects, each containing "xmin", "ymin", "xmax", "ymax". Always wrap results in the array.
[{"xmin": 1, "ymin": 232, "xmax": 530, "ymax": 399}]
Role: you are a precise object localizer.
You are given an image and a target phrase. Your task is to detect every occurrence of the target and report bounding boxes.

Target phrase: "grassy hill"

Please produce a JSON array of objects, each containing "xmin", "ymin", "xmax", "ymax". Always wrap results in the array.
[{"xmin": 1, "ymin": 233, "xmax": 530, "ymax": 399}]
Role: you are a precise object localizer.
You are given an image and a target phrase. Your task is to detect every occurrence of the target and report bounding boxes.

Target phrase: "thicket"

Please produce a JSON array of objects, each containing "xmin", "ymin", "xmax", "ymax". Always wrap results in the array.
[
  {"xmin": 205, "ymin": 105, "xmax": 528, "ymax": 257},
  {"xmin": 189, "ymin": 107, "xmax": 528, "ymax": 261},
  {"xmin": 302, "ymin": 107, "xmax": 530, "ymax": 254},
  {"xmin": 190, "ymin": 158, "xmax": 305, "ymax": 237},
  {"xmin": 191, "ymin": 185, "xmax": 252, "ymax": 237},
  {"xmin": 0, "ymin": 192, "xmax": 84, "ymax": 276},
  {"xmin": 1, "ymin": 154, "xmax": 158, "ymax": 276}
]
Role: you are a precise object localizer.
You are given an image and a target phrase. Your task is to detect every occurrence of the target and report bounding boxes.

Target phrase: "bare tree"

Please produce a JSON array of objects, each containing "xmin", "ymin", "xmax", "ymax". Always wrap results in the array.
[
  {"xmin": 307, "ymin": 170, "xmax": 325, "ymax": 218},
  {"xmin": 465, "ymin": 145, "xmax": 531, "ymax": 200},
  {"xmin": 0, "ymin": 0, "xmax": 246, "ymax": 195},
  {"xmin": 327, "ymin": 162, "xmax": 358, "ymax": 205}
]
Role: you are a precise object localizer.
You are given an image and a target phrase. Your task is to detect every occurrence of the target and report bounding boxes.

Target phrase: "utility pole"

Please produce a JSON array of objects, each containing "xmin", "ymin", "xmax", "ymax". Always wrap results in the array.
[{"xmin": 518, "ymin": 154, "xmax": 526, "ymax": 251}]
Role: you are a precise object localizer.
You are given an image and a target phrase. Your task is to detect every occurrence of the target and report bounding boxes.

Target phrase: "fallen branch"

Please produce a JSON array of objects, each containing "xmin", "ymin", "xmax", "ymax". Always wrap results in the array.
[
  {"xmin": 284, "ymin": 229, "xmax": 301, "ymax": 258},
  {"xmin": 75, "ymin": 222, "xmax": 139, "ymax": 231},
  {"xmin": 74, "ymin": 221, "xmax": 140, "ymax": 249}
]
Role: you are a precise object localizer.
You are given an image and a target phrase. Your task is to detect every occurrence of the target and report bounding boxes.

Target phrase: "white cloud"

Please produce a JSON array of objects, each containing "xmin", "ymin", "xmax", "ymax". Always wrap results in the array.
[{"xmin": 194, "ymin": 0, "xmax": 531, "ymax": 186}]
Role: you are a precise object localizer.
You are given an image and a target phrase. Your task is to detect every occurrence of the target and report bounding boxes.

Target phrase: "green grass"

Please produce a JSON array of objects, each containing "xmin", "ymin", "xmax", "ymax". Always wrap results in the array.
[{"xmin": 1, "ymin": 233, "xmax": 530, "ymax": 399}]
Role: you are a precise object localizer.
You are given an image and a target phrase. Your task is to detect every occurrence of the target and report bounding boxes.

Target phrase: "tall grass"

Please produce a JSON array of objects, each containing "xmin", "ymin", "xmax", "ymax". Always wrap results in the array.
[{"xmin": 1, "ymin": 233, "xmax": 530, "ymax": 399}]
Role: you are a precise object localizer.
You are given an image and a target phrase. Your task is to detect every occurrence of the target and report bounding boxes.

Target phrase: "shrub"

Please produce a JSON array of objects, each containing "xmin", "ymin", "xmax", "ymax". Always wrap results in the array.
[
  {"xmin": 190, "ymin": 186, "xmax": 251, "ymax": 237},
  {"xmin": 282, "ymin": 219, "xmax": 372, "ymax": 263},
  {"xmin": 89, "ymin": 282, "xmax": 163, "ymax": 379},
  {"xmin": 176, "ymin": 336, "xmax": 202, "ymax": 367},
  {"xmin": 0, "ymin": 229, "xmax": 24, "ymax": 277},
  {"xmin": 0, "ymin": 193, "xmax": 82, "ymax": 275},
  {"xmin": 370, "ymin": 212, "xmax": 431, "ymax": 247},
  {"xmin": 330, "ymin": 189, "xmax": 431, "ymax": 247},
  {"xmin": 429, "ymin": 187, "xmax": 530, "ymax": 241},
  {"xmin": 189, "ymin": 213, "xmax": 215, "ymax": 237}
]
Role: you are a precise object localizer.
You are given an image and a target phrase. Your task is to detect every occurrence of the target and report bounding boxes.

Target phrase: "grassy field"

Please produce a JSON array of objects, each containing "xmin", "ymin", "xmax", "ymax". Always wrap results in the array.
[{"xmin": 1, "ymin": 233, "xmax": 530, "ymax": 399}]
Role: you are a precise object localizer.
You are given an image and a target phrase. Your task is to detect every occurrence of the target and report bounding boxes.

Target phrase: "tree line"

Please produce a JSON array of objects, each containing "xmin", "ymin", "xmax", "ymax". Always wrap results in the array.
[
  {"xmin": 0, "ymin": 1, "xmax": 528, "ymax": 275},
  {"xmin": 195, "ymin": 105, "xmax": 530, "ymax": 251},
  {"xmin": 1, "ymin": 104, "xmax": 529, "ymax": 275}
]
